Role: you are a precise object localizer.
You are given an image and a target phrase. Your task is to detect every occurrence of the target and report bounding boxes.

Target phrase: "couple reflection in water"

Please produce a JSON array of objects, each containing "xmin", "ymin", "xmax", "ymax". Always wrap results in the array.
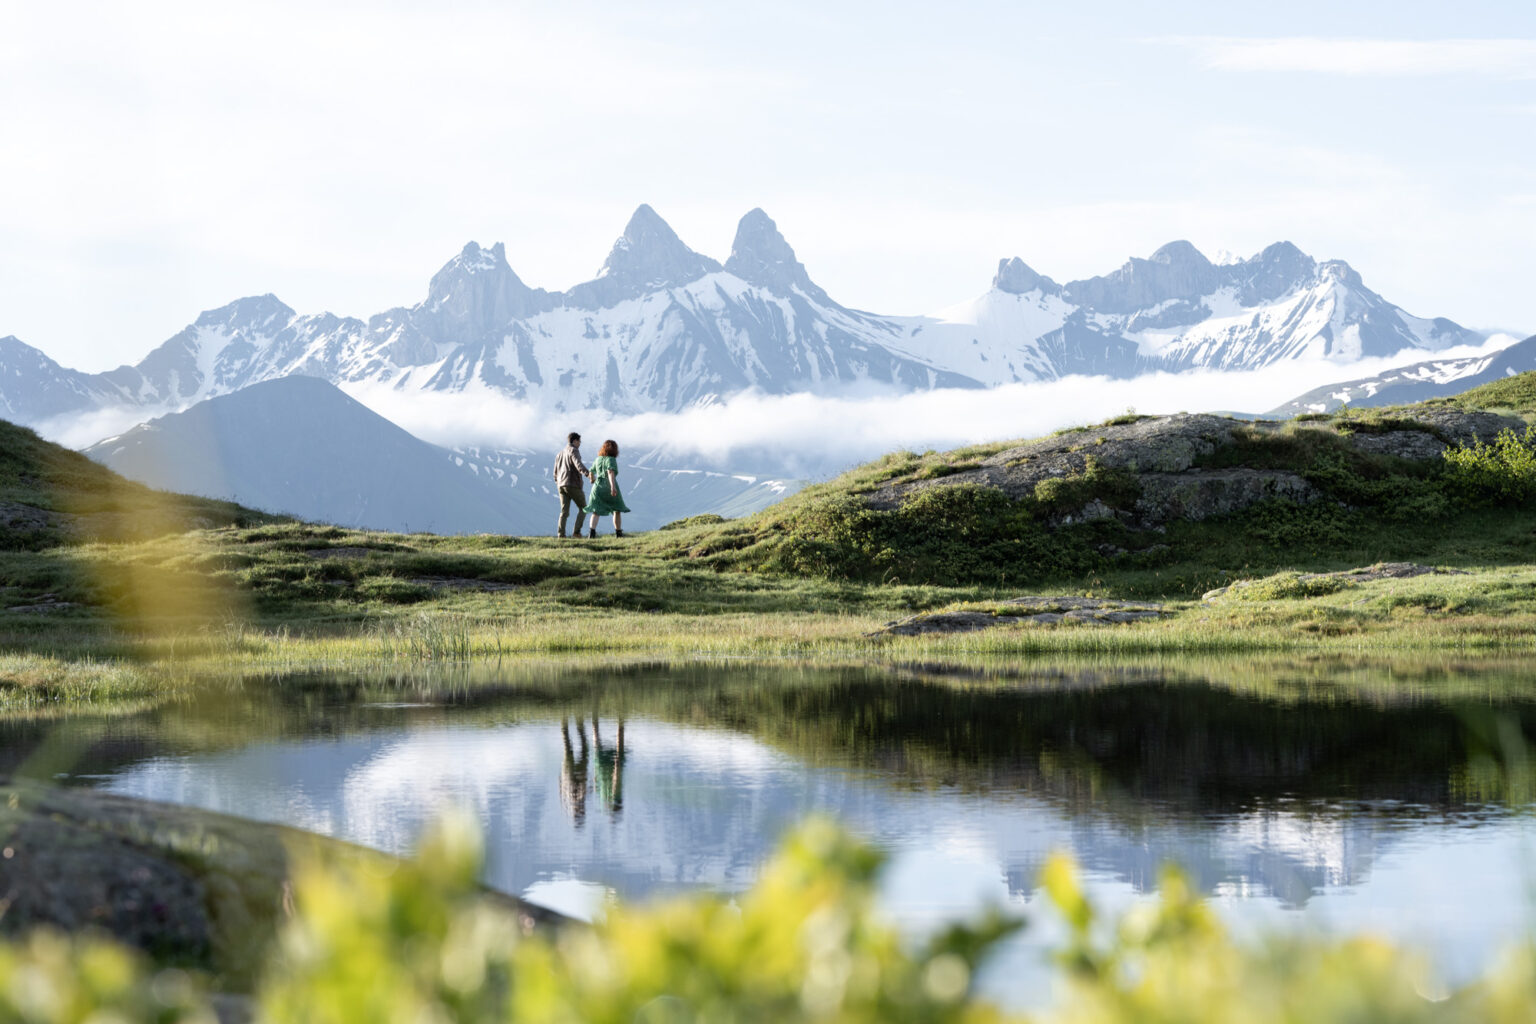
[{"xmin": 560, "ymin": 716, "xmax": 625, "ymax": 827}]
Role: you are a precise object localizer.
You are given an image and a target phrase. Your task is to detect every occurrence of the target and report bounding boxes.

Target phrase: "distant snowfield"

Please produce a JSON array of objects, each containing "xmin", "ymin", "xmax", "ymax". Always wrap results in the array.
[{"xmin": 332, "ymin": 332, "xmax": 1522, "ymax": 479}]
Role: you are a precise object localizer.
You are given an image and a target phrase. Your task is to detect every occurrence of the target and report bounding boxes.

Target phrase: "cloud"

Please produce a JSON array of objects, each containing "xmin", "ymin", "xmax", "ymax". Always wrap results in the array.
[
  {"xmin": 1165, "ymin": 37, "xmax": 1536, "ymax": 78},
  {"xmin": 34, "ymin": 404, "xmax": 180, "ymax": 452},
  {"xmin": 336, "ymin": 334, "xmax": 1521, "ymax": 479}
]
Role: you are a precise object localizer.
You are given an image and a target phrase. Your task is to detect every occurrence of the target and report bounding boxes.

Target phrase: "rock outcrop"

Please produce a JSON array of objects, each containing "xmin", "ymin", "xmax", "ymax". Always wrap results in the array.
[
  {"xmin": 0, "ymin": 779, "xmax": 565, "ymax": 990},
  {"xmin": 864, "ymin": 409, "xmax": 1526, "ymax": 529}
]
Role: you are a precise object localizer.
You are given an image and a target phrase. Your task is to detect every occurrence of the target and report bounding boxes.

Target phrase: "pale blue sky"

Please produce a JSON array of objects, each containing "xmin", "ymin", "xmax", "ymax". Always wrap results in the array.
[{"xmin": 2, "ymin": 0, "xmax": 1533, "ymax": 370}]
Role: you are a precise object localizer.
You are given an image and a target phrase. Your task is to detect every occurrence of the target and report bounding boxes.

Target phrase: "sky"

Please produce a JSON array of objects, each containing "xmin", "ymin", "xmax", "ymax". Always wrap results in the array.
[{"xmin": 2, "ymin": 0, "xmax": 1534, "ymax": 372}]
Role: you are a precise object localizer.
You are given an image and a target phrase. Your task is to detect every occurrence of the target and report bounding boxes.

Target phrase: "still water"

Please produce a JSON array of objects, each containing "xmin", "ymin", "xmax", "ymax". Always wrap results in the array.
[{"xmin": 17, "ymin": 658, "xmax": 1536, "ymax": 1007}]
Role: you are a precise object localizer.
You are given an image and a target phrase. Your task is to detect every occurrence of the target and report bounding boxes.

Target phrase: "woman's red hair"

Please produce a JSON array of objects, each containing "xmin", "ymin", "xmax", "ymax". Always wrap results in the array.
[{"xmin": 600, "ymin": 439, "xmax": 618, "ymax": 457}]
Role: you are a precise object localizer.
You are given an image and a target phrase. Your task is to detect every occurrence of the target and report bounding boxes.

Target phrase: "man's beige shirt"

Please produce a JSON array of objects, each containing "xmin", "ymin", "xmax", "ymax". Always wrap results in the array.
[{"xmin": 553, "ymin": 446, "xmax": 589, "ymax": 489}]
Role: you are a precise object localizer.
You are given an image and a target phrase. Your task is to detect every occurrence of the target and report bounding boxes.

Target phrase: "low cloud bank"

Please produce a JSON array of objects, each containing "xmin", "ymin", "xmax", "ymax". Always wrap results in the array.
[
  {"xmin": 35, "ymin": 333, "xmax": 1520, "ymax": 480},
  {"xmin": 345, "ymin": 335, "xmax": 1521, "ymax": 479},
  {"xmin": 36, "ymin": 404, "xmax": 180, "ymax": 452}
]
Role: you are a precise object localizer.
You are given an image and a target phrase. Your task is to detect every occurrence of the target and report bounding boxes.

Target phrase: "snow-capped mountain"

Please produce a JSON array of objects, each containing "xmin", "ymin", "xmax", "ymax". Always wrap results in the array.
[
  {"xmin": 879, "ymin": 241, "xmax": 1482, "ymax": 386},
  {"xmin": 1, "ymin": 205, "xmax": 1487, "ymax": 432},
  {"xmin": 82, "ymin": 376, "xmax": 794, "ymax": 535},
  {"xmin": 1266, "ymin": 333, "xmax": 1536, "ymax": 418}
]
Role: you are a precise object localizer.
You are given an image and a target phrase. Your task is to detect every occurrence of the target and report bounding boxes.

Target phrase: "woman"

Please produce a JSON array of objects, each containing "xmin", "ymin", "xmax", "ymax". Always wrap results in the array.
[{"xmin": 582, "ymin": 439, "xmax": 631, "ymax": 538}]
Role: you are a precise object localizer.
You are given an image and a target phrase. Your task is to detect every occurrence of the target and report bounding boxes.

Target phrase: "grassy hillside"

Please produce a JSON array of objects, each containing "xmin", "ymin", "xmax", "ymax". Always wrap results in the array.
[
  {"xmin": 649, "ymin": 383, "xmax": 1536, "ymax": 588},
  {"xmin": 1, "ymin": 378, "xmax": 1534, "ymax": 698},
  {"xmin": 0, "ymin": 419, "xmax": 281, "ymax": 549},
  {"xmin": 1438, "ymin": 368, "xmax": 1536, "ymax": 416}
]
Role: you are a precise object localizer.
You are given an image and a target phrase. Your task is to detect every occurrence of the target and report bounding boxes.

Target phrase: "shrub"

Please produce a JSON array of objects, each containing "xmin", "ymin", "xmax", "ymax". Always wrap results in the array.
[
  {"xmin": 1032, "ymin": 457, "xmax": 1141, "ymax": 515},
  {"xmin": 1231, "ymin": 499, "xmax": 1358, "ymax": 551},
  {"xmin": 1036, "ymin": 853, "xmax": 1536, "ymax": 1024},
  {"xmin": 1220, "ymin": 571, "xmax": 1351, "ymax": 601},
  {"xmin": 761, "ymin": 484, "xmax": 1105, "ymax": 586},
  {"xmin": 1442, "ymin": 426, "xmax": 1536, "ymax": 506},
  {"xmin": 259, "ymin": 815, "xmax": 1016, "ymax": 1024},
  {"xmin": 0, "ymin": 929, "xmax": 210, "ymax": 1023},
  {"xmin": 766, "ymin": 493, "xmax": 886, "ymax": 580},
  {"xmin": 5, "ymin": 819, "xmax": 1536, "ymax": 1023}
]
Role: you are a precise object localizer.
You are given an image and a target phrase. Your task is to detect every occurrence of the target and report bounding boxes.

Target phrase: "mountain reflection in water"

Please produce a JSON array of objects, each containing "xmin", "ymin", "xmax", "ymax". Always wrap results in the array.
[{"xmin": 8, "ymin": 657, "xmax": 1535, "ymax": 1005}]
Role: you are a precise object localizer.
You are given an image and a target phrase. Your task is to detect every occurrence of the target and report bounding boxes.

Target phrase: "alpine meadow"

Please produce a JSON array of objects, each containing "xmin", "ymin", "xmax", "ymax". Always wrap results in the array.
[{"xmin": 3, "ymin": 3, "xmax": 1536, "ymax": 1022}]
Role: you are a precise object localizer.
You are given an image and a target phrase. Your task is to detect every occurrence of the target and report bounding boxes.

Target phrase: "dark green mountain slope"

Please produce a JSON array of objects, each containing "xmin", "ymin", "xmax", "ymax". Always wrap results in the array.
[{"xmin": 0, "ymin": 418, "xmax": 277, "ymax": 550}]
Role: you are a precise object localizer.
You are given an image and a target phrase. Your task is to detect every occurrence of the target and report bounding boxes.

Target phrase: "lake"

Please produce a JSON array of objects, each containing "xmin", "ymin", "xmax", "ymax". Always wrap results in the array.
[{"xmin": 13, "ymin": 656, "xmax": 1536, "ymax": 1008}]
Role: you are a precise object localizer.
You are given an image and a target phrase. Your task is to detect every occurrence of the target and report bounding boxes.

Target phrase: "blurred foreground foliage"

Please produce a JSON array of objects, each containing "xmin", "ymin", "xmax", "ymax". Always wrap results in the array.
[{"xmin": 1, "ymin": 817, "xmax": 1534, "ymax": 1023}]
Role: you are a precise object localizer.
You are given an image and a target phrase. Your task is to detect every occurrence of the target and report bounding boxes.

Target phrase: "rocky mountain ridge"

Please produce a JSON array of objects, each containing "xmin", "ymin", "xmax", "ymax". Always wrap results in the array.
[{"xmin": 1, "ymin": 206, "xmax": 1487, "ymax": 432}]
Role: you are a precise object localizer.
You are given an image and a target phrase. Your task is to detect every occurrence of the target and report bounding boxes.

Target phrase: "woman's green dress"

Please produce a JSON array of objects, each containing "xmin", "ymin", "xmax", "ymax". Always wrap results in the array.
[{"xmin": 583, "ymin": 455, "xmax": 631, "ymax": 515}]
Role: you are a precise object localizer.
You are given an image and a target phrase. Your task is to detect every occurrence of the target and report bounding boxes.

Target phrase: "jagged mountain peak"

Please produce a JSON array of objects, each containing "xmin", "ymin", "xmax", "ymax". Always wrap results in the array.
[
  {"xmin": 735, "ymin": 206, "xmax": 775, "ymax": 231},
  {"xmin": 992, "ymin": 257, "xmax": 1061, "ymax": 296},
  {"xmin": 125, "ymin": 295, "xmax": 301, "ymax": 407},
  {"xmin": 429, "ymin": 240, "xmax": 518, "ymax": 292},
  {"xmin": 724, "ymin": 208, "xmax": 831, "ymax": 304},
  {"xmin": 1149, "ymin": 240, "xmax": 1211, "ymax": 268},
  {"xmin": 452, "ymin": 240, "xmax": 509, "ymax": 273},
  {"xmin": 598, "ymin": 204, "xmax": 720, "ymax": 284},
  {"xmin": 562, "ymin": 204, "xmax": 722, "ymax": 309},
  {"xmin": 0, "ymin": 334, "xmax": 66, "ymax": 371},
  {"xmin": 602, "ymin": 204, "xmax": 685, "ymax": 272},
  {"xmin": 1319, "ymin": 259, "xmax": 1365, "ymax": 288},
  {"xmin": 418, "ymin": 240, "xmax": 541, "ymax": 349},
  {"xmin": 618, "ymin": 203, "xmax": 669, "ymax": 241},
  {"xmin": 728, "ymin": 208, "xmax": 789, "ymax": 262},
  {"xmin": 192, "ymin": 294, "xmax": 295, "ymax": 332},
  {"xmin": 1255, "ymin": 240, "xmax": 1305, "ymax": 263},
  {"xmin": 0, "ymin": 220, "xmax": 1489, "ymax": 435},
  {"xmin": 1065, "ymin": 242, "xmax": 1222, "ymax": 313},
  {"xmin": 1233, "ymin": 241, "xmax": 1317, "ymax": 305}
]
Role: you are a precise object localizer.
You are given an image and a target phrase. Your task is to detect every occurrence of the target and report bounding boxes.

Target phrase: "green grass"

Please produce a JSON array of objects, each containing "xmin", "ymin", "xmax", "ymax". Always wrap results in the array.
[
  {"xmin": 1441, "ymin": 368, "xmax": 1536, "ymax": 417},
  {"xmin": 2, "ymin": 517, "xmax": 1533, "ymax": 705},
  {"xmin": 0, "ymin": 419, "xmax": 283, "ymax": 552},
  {"xmin": 3, "ymin": 379, "xmax": 1536, "ymax": 701},
  {"xmin": 659, "ymin": 379, "xmax": 1536, "ymax": 586},
  {"xmin": 0, "ymin": 651, "xmax": 173, "ymax": 708},
  {"xmin": 1208, "ymin": 570, "xmax": 1352, "ymax": 601}
]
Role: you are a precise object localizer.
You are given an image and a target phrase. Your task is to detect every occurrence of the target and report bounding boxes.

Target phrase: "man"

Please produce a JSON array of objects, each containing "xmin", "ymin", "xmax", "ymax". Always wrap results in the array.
[{"xmin": 552, "ymin": 431, "xmax": 594, "ymax": 538}]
